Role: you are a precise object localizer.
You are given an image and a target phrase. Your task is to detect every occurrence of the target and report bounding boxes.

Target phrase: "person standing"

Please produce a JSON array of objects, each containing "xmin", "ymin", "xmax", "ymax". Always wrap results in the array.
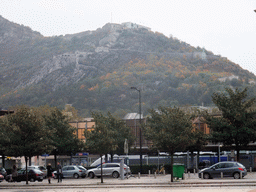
[
  {"xmin": 11, "ymin": 164, "xmax": 18, "ymax": 182},
  {"xmin": 56, "ymin": 162, "xmax": 62, "ymax": 183},
  {"xmin": 46, "ymin": 163, "xmax": 53, "ymax": 184}
]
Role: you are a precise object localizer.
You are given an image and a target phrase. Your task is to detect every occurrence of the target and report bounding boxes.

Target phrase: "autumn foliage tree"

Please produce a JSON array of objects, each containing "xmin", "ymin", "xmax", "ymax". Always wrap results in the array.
[
  {"xmin": 205, "ymin": 87, "xmax": 256, "ymax": 162},
  {"xmin": 143, "ymin": 107, "xmax": 194, "ymax": 182},
  {"xmin": 0, "ymin": 105, "xmax": 51, "ymax": 184},
  {"xmin": 44, "ymin": 107, "xmax": 83, "ymax": 168},
  {"xmin": 84, "ymin": 111, "xmax": 134, "ymax": 183}
]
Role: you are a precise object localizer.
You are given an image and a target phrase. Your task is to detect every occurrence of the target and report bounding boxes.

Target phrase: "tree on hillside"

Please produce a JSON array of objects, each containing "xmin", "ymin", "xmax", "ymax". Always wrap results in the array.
[
  {"xmin": 2, "ymin": 105, "xmax": 51, "ymax": 184},
  {"xmin": 44, "ymin": 107, "xmax": 83, "ymax": 168},
  {"xmin": 205, "ymin": 87, "xmax": 256, "ymax": 162},
  {"xmin": 143, "ymin": 107, "xmax": 194, "ymax": 182}
]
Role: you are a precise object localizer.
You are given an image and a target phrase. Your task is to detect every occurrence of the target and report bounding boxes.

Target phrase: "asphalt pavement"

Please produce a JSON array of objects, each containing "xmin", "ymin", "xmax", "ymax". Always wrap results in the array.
[{"xmin": 0, "ymin": 171, "xmax": 256, "ymax": 190}]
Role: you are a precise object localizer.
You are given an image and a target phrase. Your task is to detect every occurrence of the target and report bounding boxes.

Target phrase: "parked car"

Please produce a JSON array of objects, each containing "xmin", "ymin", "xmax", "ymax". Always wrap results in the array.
[
  {"xmin": 6, "ymin": 168, "xmax": 44, "ymax": 182},
  {"xmin": 27, "ymin": 166, "xmax": 47, "ymax": 178},
  {"xmin": 53, "ymin": 165, "xmax": 86, "ymax": 179},
  {"xmin": 0, "ymin": 174, "xmax": 4, "ymax": 182},
  {"xmin": 86, "ymin": 163, "xmax": 131, "ymax": 179},
  {"xmin": 198, "ymin": 161, "xmax": 247, "ymax": 179},
  {"xmin": 0, "ymin": 167, "xmax": 7, "ymax": 178}
]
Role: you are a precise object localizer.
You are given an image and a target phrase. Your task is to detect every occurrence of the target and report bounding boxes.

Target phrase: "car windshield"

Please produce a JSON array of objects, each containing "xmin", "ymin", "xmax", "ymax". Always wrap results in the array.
[
  {"xmin": 97, "ymin": 164, "xmax": 106, "ymax": 168},
  {"xmin": 33, "ymin": 169, "xmax": 42, "ymax": 173},
  {"xmin": 39, "ymin": 166, "xmax": 46, "ymax": 170},
  {"xmin": 237, "ymin": 163, "xmax": 245, "ymax": 167},
  {"xmin": 0, "ymin": 167, "xmax": 5, "ymax": 171},
  {"xmin": 18, "ymin": 170, "xmax": 24, "ymax": 174},
  {"xmin": 78, "ymin": 166, "xmax": 86, "ymax": 170}
]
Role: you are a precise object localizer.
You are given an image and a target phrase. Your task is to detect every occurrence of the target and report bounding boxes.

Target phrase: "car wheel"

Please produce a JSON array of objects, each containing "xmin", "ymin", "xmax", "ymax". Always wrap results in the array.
[
  {"xmin": 112, "ymin": 171, "xmax": 119, "ymax": 178},
  {"xmin": 203, "ymin": 173, "xmax": 210, "ymax": 179},
  {"xmin": 30, "ymin": 178, "xmax": 35, "ymax": 182},
  {"xmin": 73, "ymin": 173, "xmax": 79, "ymax": 179},
  {"xmin": 233, "ymin": 172, "xmax": 240, "ymax": 179},
  {"xmin": 88, "ymin": 172, "xmax": 95, "ymax": 179}
]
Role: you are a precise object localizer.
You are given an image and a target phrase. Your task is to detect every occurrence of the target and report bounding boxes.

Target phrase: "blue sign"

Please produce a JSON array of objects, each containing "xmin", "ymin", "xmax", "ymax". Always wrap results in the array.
[
  {"xmin": 75, "ymin": 152, "xmax": 89, "ymax": 156},
  {"xmin": 41, "ymin": 154, "xmax": 49, "ymax": 157}
]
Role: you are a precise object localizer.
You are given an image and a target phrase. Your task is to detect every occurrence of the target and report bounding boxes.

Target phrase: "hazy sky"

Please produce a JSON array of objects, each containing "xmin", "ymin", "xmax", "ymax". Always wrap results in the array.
[{"xmin": 1, "ymin": 0, "xmax": 256, "ymax": 75}]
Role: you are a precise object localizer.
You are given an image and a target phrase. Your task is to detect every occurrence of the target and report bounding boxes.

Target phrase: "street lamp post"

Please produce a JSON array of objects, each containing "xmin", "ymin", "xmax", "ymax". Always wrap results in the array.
[{"xmin": 131, "ymin": 87, "xmax": 142, "ymax": 173}]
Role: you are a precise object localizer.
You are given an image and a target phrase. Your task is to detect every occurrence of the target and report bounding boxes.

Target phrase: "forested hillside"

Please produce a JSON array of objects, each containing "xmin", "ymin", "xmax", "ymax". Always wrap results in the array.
[{"xmin": 0, "ymin": 16, "xmax": 256, "ymax": 117}]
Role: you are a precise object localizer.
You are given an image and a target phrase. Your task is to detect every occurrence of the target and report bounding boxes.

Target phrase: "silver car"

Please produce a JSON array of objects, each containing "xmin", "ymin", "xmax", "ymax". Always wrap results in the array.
[
  {"xmin": 198, "ymin": 161, "xmax": 247, "ymax": 179},
  {"xmin": 53, "ymin": 165, "xmax": 87, "ymax": 179},
  {"xmin": 86, "ymin": 163, "xmax": 131, "ymax": 178},
  {"xmin": 27, "ymin": 166, "xmax": 47, "ymax": 178}
]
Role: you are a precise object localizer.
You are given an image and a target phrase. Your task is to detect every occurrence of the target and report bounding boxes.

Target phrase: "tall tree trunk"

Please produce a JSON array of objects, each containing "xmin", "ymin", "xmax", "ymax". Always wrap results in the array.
[
  {"xmin": 100, "ymin": 155, "xmax": 103, "ymax": 183},
  {"xmin": 236, "ymin": 144, "xmax": 240, "ymax": 162},
  {"xmin": 29, "ymin": 156, "xmax": 32, "ymax": 166},
  {"xmin": 190, "ymin": 150, "xmax": 194, "ymax": 171},
  {"xmin": 197, "ymin": 150, "xmax": 200, "ymax": 172},
  {"xmin": 54, "ymin": 153, "xmax": 57, "ymax": 169},
  {"xmin": 25, "ymin": 156, "xmax": 28, "ymax": 185},
  {"xmin": 1, "ymin": 154, "xmax": 5, "ymax": 168},
  {"xmin": 170, "ymin": 152, "xmax": 174, "ymax": 182},
  {"xmin": 105, "ymin": 154, "xmax": 108, "ymax": 163},
  {"xmin": 111, "ymin": 152, "xmax": 113, "ymax": 162}
]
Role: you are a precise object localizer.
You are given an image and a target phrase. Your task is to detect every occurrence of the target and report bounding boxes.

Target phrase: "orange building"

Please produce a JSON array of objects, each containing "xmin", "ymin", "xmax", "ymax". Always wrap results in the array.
[
  {"xmin": 192, "ymin": 116, "xmax": 210, "ymax": 134},
  {"xmin": 69, "ymin": 118, "xmax": 95, "ymax": 141},
  {"xmin": 192, "ymin": 113, "xmax": 222, "ymax": 135}
]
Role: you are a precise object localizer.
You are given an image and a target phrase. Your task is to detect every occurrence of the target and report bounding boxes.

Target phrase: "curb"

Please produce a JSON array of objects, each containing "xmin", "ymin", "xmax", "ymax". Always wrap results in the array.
[{"xmin": 1, "ymin": 181, "xmax": 256, "ymax": 189}]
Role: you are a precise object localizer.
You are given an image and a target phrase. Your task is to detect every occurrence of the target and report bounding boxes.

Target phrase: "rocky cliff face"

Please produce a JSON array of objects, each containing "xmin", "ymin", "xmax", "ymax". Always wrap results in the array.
[
  {"xmin": 22, "ymin": 51, "xmax": 98, "ymax": 91},
  {"xmin": 13, "ymin": 23, "xmax": 153, "ymax": 91}
]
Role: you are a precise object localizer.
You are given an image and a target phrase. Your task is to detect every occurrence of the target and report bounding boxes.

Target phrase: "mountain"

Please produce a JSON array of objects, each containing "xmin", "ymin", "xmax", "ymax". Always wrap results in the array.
[{"xmin": 1, "ymin": 16, "xmax": 256, "ymax": 117}]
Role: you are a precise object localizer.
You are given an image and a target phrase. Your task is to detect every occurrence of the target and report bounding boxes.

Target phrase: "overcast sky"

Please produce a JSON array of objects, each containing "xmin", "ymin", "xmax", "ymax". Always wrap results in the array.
[{"xmin": 1, "ymin": 0, "xmax": 256, "ymax": 75}]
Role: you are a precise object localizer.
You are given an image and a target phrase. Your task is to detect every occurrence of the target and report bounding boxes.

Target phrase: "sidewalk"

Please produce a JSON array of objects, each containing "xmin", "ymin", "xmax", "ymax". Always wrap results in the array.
[{"xmin": 0, "ymin": 172, "xmax": 256, "ymax": 189}]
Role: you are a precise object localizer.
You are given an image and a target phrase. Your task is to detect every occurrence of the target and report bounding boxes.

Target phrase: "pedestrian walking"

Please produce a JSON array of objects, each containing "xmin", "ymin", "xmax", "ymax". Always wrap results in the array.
[
  {"xmin": 11, "ymin": 164, "xmax": 18, "ymax": 182},
  {"xmin": 46, "ymin": 163, "xmax": 53, "ymax": 184},
  {"xmin": 56, "ymin": 162, "xmax": 62, "ymax": 183}
]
